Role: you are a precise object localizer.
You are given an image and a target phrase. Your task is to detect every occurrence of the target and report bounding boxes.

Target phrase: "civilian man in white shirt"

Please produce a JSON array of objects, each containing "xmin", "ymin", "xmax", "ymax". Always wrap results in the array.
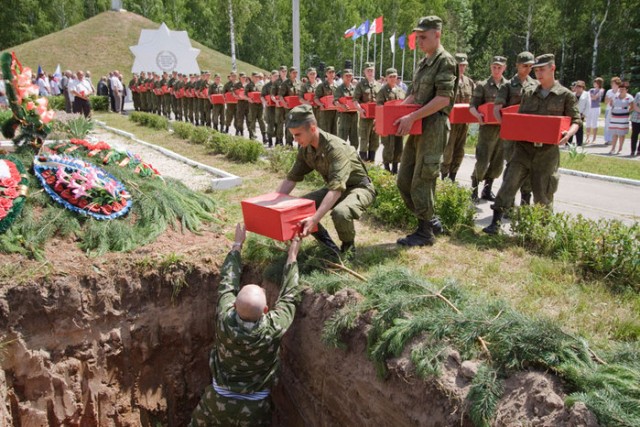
[
  {"xmin": 69, "ymin": 70, "xmax": 93, "ymax": 117},
  {"xmin": 110, "ymin": 71, "xmax": 124, "ymax": 113}
]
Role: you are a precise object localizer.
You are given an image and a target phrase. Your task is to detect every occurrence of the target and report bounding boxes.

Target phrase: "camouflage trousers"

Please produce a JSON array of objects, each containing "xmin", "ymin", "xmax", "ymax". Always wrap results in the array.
[
  {"xmin": 381, "ymin": 135, "xmax": 403, "ymax": 163},
  {"xmin": 236, "ymin": 101, "xmax": 249, "ymax": 133},
  {"xmin": 275, "ymin": 107, "xmax": 285, "ymax": 139},
  {"xmin": 225, "ymin": 103, "xmax": 237, "ymax": 128},
  {"xmin": 472, "ymin": 124, "xmax": 504, "ymax": 181},
  {"xmin": 338, "ymin": 112, "xmax": 359, "ymax": 149},
  {"xmin": 265, "ymin": 106, "xmax": 276, "ymax": 138},
  {"xmin": 358, "ymin": 117, "xmax": 379, "ymax": 152},
  {"xmin": 303, "ymin": 184, "xmax": 376, "ymax": 243},
  {"xmin": 189, "ymin": 384, "xmax": 272, "ymax": 427},
  {"xmin": 494, "ymin": 142, "xmax": 560, "ymax": 210},
  {"xmin": 212, "ymin": 104, "xmax": 224, "ymax": 127},
  {"xmin": 248, "ymin": 104, "xmax": 265, "ymax": 137},
  {"xmin": 503, "ymin": 139, "xmax": 532, "ymax": 194},
  {"xmin": 441, "ymin": 123, "xmax": 469, "ymax": 175},
  {"xmin": 319, "ymin": 110, "xmax": 337, "ymax": 135},
  {"xmin": 397, "ymin": 113, "xmax": 448, "ymax": 221}
]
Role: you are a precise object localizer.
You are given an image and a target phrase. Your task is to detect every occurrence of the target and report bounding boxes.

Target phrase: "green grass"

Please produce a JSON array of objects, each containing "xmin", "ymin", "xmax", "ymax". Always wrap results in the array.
[
  {"xmin": 3, "ymin": 11, "xmax": 266, "ymax": 83},
  {"xmin": 560, "ymin": 152, "xmax": 640, "ymax": 180}
]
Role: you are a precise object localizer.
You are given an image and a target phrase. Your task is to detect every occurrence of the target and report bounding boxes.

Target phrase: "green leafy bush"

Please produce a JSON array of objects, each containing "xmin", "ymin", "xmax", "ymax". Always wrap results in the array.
[
  {"xmin": 434, "ymin": 179, "xmax": 476, "ymax": 233},
  {"xmin": 129, "ymin": 111, "xmax": 168, "ymax": 130},
  {"xmin": 172, "ymin": 121, "xmax": 195, "ymax": 140},
  {"xmin": 367, "ymin": 167, "xmax": 416, "ymax": 231},
  {"xmin": 48, "ymin": 95, "xmax": 66, "ymax": 111},
  {"xmin": 208, "ymin": 132, "xmax": 233, "ymax": 155},
  {"xmin": 510, "ymin": 205, "xmax": 640, "ymax": 291},
  {"xmin": 189, "ymin": 126, "xmax": 212, "ymax": 145},
  {"xmin": 264, "ymin": 145, "xmax": 324, "ymax": 186},
  {"xmin": 225, "ymin": 138, "xmax": 265, "ymax": 163},
  {"xmin": 89, "ymin": 96, "xmax": 109, "ymax": 112},
  {"xmin": 65, "ymin": 115, "xmax": 94, "ymax": 139}
]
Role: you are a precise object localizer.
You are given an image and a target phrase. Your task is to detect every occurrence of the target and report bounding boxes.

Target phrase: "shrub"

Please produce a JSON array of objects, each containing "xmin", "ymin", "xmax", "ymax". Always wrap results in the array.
[
  {"xmin": 172, "ymin": 121, "xmax": 195, "ymax": 140},
  {"xmin": 189, "ymin": 126, "xmax": 212, "ymax": 145},
  {"xmin": 48, "ymin": 95, "xmax": 66, "ymax": 111},
  {"xmin": 434, "ymin": 179, "xmax": 476, "ymax": 233},
  {"xmin": 89, "ymin": 96, "xmax": 109, "ymax": 111},
  {"xmin": 65, "ymin": 115, "xmax": 94, "ymax": 139},
  {"xmin": 225, "ymin": 138, "xmax": 265, "ymax": 163},
  {"xmin": 129, "ymin": 112, "xmax": 167, "ymax": 130},
  {"xmin": 264, "ymin": 145, "xmax": 324, "ymax": 186},
  {"xmin": 510, "ymin": 205, "xmax": 640, "ymax": 290},
  {"xmin": 208, "ymin": 132, "xmax": 233, "ymax": 154}
]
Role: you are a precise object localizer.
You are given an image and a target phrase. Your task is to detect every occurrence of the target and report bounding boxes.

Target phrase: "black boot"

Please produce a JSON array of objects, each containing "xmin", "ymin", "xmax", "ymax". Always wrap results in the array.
[
  {"xmin": 359, "ymin": 151, "xmax": 367, "ymax": 161},
  {"xmin": 429, "ymin": 217, "xmax": 443, "ymax": 236},
  {"xmin": 449, "ymin": 172, "xmax": 457, "ymax": 182},
  {"xmin": 397, "ymin": 219, "xmax": 436, "ymax": 247},
  {"xmin": 481, "ymin": 179, "xmax": 496, "ymax": 201},
  {"xmin": 392, "ymin": 163, "xmax": 398, "ymax": 175},
  {"xmin": 471, "ymin": 176, "xmax": 480, "ymax": 203},
  {"xmin": 384, "ymin": 163, "xmax": 391, "ymax": 172},
  {"xmin": 368, "ymin": 150, "xmax": 376, "ymax": 162},
  {"xmin": 268, "ymin": 137, "xmax": 273, "ymax": 148},
  {"xmin": 311, "ymin": 224, "xmax": 341, "ymax": 255},
  {"xmin": 441, "ymin": 172, "xmax": 447, "ymax": 180},
  {"xmin": 483, "ymin": 208, "xmax": 503, "ymax": 234},
  {"xmin": 520, "ymin": 191, "xmax": 532, "ymax": 206}
]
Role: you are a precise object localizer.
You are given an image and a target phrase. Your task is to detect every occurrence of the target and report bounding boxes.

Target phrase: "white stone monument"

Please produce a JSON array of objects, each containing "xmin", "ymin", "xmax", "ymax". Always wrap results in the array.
[{"xmin": 129, "ymin": 23, "xmax": 201, "ymax": 75}]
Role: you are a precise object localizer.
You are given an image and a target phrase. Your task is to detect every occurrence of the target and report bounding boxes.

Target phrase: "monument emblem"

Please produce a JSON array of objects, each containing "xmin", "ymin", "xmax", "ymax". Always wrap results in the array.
[{"xmin": 130, "ymin": 23, "xmax": 200, "ymax": 75}]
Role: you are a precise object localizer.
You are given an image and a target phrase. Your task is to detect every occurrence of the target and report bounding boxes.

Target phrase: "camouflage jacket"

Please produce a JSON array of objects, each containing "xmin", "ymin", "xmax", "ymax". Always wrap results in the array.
[
  {"xmin": 455, "ymin": 74, "xmax": 475, "ymax": 104},
  {"xmin": 212, "ymin": 250, "xmax": 300, "ymax": 394},
  {"xmin": 407, "ymin": 44, "xmax": 457, "ymax": 115},
  {"xmin": 261, "ymin": 81, "xmax": 273, "ymax": 99},
  {"xmin": 299, "ymin": 80, "xmax": 318, "ymax": 100},
  {"xmin": 354, "ymin": 79, "xmax": 381, "ymax": 104},
  {"xmin": 287, "ymin": 129, "xmax": 370, "ymax": 192},
  {"xmin": 376, "ymin": 84, "xmax": 405, "ymax": 105},
  {"xmin": 208, "ymin": 82, "xmax": 223, "ymax": 95},
  {"xmin": 519, "ymin": 81, "xmax": 581, "ymax": 126},
  {"xmin": 314, "ymin": 79, "xmax": 337, "ymax": 102},
  {"xmin": 495, "ymin": 74, "xmax": 537, "ymax": 107},
  {"xmin": 279, "ymin": 78, "xmax": 301, "ymax": 97},
  {"xmin": 270, "ymin": 77, "xmax": 284, "ymax": 98},
  {"xmin": 222, "ymin": 80, "xmax": 236, "ymax": 94},
  {"xmin": 470, "ymin": 75, "xmax": 508, "ymax": 108}
]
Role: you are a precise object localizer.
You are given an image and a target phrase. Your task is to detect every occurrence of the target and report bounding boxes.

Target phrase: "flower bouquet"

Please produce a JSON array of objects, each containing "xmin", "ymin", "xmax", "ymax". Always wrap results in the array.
[
  {"xmin": 33, "ymin": 154, "xmax": 132, "ymax": 220},
  {"xmin": 45, "ymin": 139, "xmax": 162, "ymax": 178},
  {"xmin": 0, "ymin": 155, "xmax": 28, "ymax": 233},
  {"xmin": 0, "ymin": 52, "xmax": 55, "ymax": 149}
]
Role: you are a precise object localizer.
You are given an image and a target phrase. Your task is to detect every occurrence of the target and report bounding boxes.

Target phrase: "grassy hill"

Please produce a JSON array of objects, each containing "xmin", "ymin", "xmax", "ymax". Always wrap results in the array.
[{"xmin": 2, "ymin": 10, "xmax": 266, "ymax": 81}]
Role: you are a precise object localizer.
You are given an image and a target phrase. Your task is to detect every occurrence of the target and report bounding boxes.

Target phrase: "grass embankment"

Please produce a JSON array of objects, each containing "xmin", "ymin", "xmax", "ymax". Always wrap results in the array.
[
  {"xmin": 89, "ymin": 114, "xmax": 640, "ymax": 425},
  {"xmin": 4, "ymin": 11, "xmax": 266, "ymax": 81}
]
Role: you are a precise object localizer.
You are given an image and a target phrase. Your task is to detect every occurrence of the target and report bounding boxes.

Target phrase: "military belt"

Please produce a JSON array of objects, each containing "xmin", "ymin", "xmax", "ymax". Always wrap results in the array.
[{"xmin": 212, "ymin": 378, "xmax": 270, "ymax": 401}]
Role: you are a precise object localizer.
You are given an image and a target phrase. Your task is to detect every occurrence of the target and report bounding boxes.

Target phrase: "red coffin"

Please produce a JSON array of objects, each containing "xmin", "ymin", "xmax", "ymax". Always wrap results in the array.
[
  {"xmin": 337, "ymin": 96, "xmax": 358, "ymax": 113},
  {"xmin": 210, "ymin": 94, "xmax": 225, "ymax": 105},
  {"xmin": 303, "ymin": 92, "xmax": 315, "ymax": 101},
  {"xmin": 477, "ymin": 102, "xmax": 499, "ymax": 124},
  {"xmin": 224, "ymin": 92, "xmax": 238, "ymax": 104},
  {"xmin": 360, "ymin": 102, "xmax": 377, "ymax": 119},
  {"xmin": 284, "ymin": 96, "xmax": 302, "ymax": 109},
  {"xmin": 500, "ymin": 113, "xmax": 572, "ymax": 145},
  {"xmin": 375, "ymin": 104, "xmax": 422, "ymax": 136},
  {"xmin": 449, "ymin": 104, "xmax": 476, "ymax": 124},
  {"xmin": 248, "ymin": 91, "xmax": 262, "ymax": 103},
  {"xmin": 234, "ymin": 88, "xmax": 245, "ymax": 99},
  {"xmin": 265, "ymin": 95, "xmax": 276, "ymax": 107},
  {"xmin": 320, "ymin": 95, "xmax": 337, "ymax": 110},
  {"xmin": 241, "ymin": 192, "xmax": 318, "ymax": 241}
]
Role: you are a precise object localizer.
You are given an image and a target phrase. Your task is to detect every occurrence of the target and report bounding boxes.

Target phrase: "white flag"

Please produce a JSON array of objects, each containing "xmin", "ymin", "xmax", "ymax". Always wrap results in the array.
[
  {"xmin": 368, "ymin": 19, "xmax": 376, "ymax": 41},
  {"xmin": 53, "ymin": 64, "xmax": 62, "ymax": 79},
  {"xmin": 389, "ymin": 33, "xmax": 396, "ymax": 54}
]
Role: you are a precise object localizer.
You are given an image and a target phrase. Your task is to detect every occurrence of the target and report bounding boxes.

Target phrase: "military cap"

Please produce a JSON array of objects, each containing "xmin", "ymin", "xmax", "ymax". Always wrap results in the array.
[
  {"xmin": 239, "ymin": 72, "xmax": 246, "ymax": 77},
  {"xmin": 385, "ymin": 68, "xmax": 398, "ymax": 76},
  {"xmin": 326, "ymin": 66, "xmax": 336, "ymax": 72},
  {"xmin": 201, "ymin": 70, "xmax": 209, "ymax": 74},
  {"xmin": 289, "ymin": 66, "xmax": 298, "ymax": 72},
  {"xmin": 364, "ymin": 62, "xmax": 375, "ymax": 70},
  {"xmin": 213, "ymin": 73, "xmax": 221, "ymax": 78},
  {"xmin": 279, "ymin": 65, "xmax": 288, "ymax": 71},
  {"xmin": 491, "ymin": 56, "xmax": 507, "ymax": 65},
  {"xmin": 343, "ymin": 68, "xmax": 354, "ymax": 75},
  {"xmin": 455, "ymin": 53, "xmax": 468, "ymax": 65},
  {"xmin": 271, "ymin": 69, "xmax": 278, "ymax": 74},
  {"xmin": 516, "ymin": 51, "xmax": 535, "ymax": 65},
  {"xmin": 286, "ymin": 104, "xmax": 315, "ymax": 128},
  {"xmin": 251, "ymin": 71, "xmax": 259, "ymax": 76},
  {"xmin": 257, "ymin": 72, "xmax": 264, "ymax": 77},
  {"xmin": 532, "ymin": 53, "xmax": 554, "ymax": 67},
  {"xmin": 306, "ymin": 67, "xmax": 317, "ymax": 74},
  {"xmin": 413, "ymin": 16, "xmax": 443, "ymax": 32}
]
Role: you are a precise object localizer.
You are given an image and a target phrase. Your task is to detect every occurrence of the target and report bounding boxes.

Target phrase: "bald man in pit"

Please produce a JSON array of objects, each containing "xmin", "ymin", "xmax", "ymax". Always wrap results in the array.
[{"xmin": 190, "ymin": 223, "xmax": 302, "ymax": 426}]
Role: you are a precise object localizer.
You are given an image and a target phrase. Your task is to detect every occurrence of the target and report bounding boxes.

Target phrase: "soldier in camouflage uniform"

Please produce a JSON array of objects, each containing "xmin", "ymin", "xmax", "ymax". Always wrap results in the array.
[
  {"xmin": 152, "ymin": 73, "xmax": 162, "ymax": 115},
  {"xmin": 168, "ymin": 71, "xmax": 178, "ymax": 119},
  {"xmin": 441, "ymin": 53, "xmax": 475, "ymax": 182},
  {"xmin": 376, "ymin": 68, "xmax": 406, "ymax": 174},
  {"xmin": 493, "ymin": 51, "xmax": 537, "ymax": 205},
  {"xmin": 483, "ymin": 54, "xmax": 581, "ymax": 234},
  {"xmin": 176, "ymin": 74, "xmax": 187, "ymax": 121},
  {"xmin": 223, "ymin": 72, "xmax": 238, "ymax": 133},
  {"xmin": 246, "ymin": 72, "xmax": 266, "ymax": 141},
  {"xmin": 354, "ymin": 62, "xmax": 382, "ymax": 162},
  {"xmin": 334, "ymin": 69, "xmax": 359, "ymax": 149},
  {"xmin": 209, "ymin": 73, "xmax": 225, "ymax": 131},
  {"xmin": 469, "ymin": 56, "xmax": 508, "ymax": 202},
  {"xmin": 201, "ymin": 71, "xmax": 212, "ymax": 127},
  {"xmin": 261, "ymin": 71, "xmax": 278, "ymax": 146},
  {"xmin": 129, "ymin": 74, "xmax": 140, "ymax": 111},
  {"xmin": 189, "ymin": 223, "xmax": 302, "ymax": 427},
  {"xmin": 161, "ymin": 71, "xmax": 171, "ymax": 117},
  {"xmin": 271, "ymin": 66, "xmax": 288, "ymax": 145},
  {"xmin": 314, "ymin": 66, "xmax": 338, "ymax": 134},
  {"xmin": 276, "ymin": 105, "xmax": 376, "ymax": 256},
  {"xmin": 137, "ymin": 72, "xmax": 147, "ymax": 112},
  {"xmin": 234, "ymin": 72, "xmax": 250, "ymax": 136},
  {"xmin": 278, "ymin": 67, "xmax": 302, "ymax": 146},
  {"xmin": 394, "ymin": 16, "xmax": 457, "ymax": 247},
  {"xmin": 299, "ymin": 67, "xmax": 319, "ymax": 120}
]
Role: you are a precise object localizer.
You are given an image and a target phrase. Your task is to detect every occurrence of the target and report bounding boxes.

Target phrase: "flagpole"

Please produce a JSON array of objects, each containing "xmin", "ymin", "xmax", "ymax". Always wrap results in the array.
[
  {"xmin": 366, "ymin": 34, "xmax": 370, "ymax": 63},
  {"xmin": 413, "ymin": 47, "xmax": 417, "ymax": 72},
  {"xmin": 379, "ymin": 31, "xmax": 384, "ymax": 78},
  {"xmin": 391, "ymin": 34, "xmax": 396, "ymax": 69},
  {"xmin": 353, "ymin": 38, "xmax": 356, "ymax": 72},
  {"xmin": 401, "ymin": 48, "xmax": 405, "ymax": 81},
  {"xmin": 360, "ymin": 37, "xmax": 364, "ymax": 76},
  {"xmin": 373, "ymin": 34, "xmax": 377, "ymax": 74}
]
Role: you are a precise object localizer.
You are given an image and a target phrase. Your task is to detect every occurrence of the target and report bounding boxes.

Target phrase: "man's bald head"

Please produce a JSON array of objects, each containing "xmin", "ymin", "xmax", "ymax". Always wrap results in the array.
[{"xmin": 235, "ymin": 284, "xmax": 268, "ymax": 321}]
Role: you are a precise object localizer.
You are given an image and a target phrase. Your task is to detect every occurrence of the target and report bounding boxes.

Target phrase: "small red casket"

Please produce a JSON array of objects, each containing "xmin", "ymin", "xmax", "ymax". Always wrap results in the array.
[
  {"xmin": 500, "ymin": 113, "xmax": 572, "ymax": 145},
  {"xmin": 337, "ymin": 96, "xmax": 358, "ymax": 112},
  {"xmin": 210, "ymin": 94, "xmax": 225, "ymax": 104},
  {"xmin": 360, "ymin": 102, "xmax": 377, "ymax": 119},
  {"xmin": 303, "ymin": 92, "xmax": 315, "ymax": 101},
  {"xmin": 284, "ymin": 96, "xmax": 302, "ymax": 109},
  {"xmin": 374, "ymin": 104, "xmax": 422, "ymax": 136},
  {"xmin": 224, "ymin": 92, "xmax": 237, "ymax": 104},
  {"xmin": 477, "ymin": 102, "xmax": 499, "ymax": 124},
  {"xmin": 320, "ymin": 95, "xmax": 336, "ymax": 110},
  {"xmin": 449, "ymin": 104, "xmax": 476, "ymax": 124},
  {"xmin": 248, "ymin": 92, "xmax": 262, "ymax": 103},
  {"xmin": 241, "ymin": 192, "xmax": 317, "ymax": 241}
]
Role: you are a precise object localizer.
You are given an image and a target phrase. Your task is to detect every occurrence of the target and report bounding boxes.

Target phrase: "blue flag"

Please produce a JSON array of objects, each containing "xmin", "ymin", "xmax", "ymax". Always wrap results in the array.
[
  {"xmin": 353, "ymin": 20, "xmax": 370, "ymax": 40},
  {"xmin": 398, "ymin": 34, "xmax": 406, "ymax": 50},
  {"xmin": 37, "ymin": 65, "xmax": 43, "ymax": 76}
]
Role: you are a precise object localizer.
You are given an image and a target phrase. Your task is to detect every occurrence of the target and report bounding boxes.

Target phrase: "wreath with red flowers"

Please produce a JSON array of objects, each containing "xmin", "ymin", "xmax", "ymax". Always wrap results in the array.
[{"xmin": 0, "ymin": 155, "xmax": 28, "ymax": 233}]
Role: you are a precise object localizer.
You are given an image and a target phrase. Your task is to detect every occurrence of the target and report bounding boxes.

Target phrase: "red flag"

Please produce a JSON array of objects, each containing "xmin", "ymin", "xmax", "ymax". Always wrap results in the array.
[
  {"xmin": 374, "ymin": 16, "xmax": 383, "ymax": 34},
  {"xmin": 408, "ymin": 32, "xmax": 416, "ymax": 50}
]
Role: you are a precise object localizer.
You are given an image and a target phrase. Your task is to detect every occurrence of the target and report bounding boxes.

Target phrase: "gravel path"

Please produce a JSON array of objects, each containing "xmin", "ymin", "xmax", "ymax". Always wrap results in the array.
[{"xmin": 88, "ymin": 127, "xmax": 216, "ymax": 191}]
